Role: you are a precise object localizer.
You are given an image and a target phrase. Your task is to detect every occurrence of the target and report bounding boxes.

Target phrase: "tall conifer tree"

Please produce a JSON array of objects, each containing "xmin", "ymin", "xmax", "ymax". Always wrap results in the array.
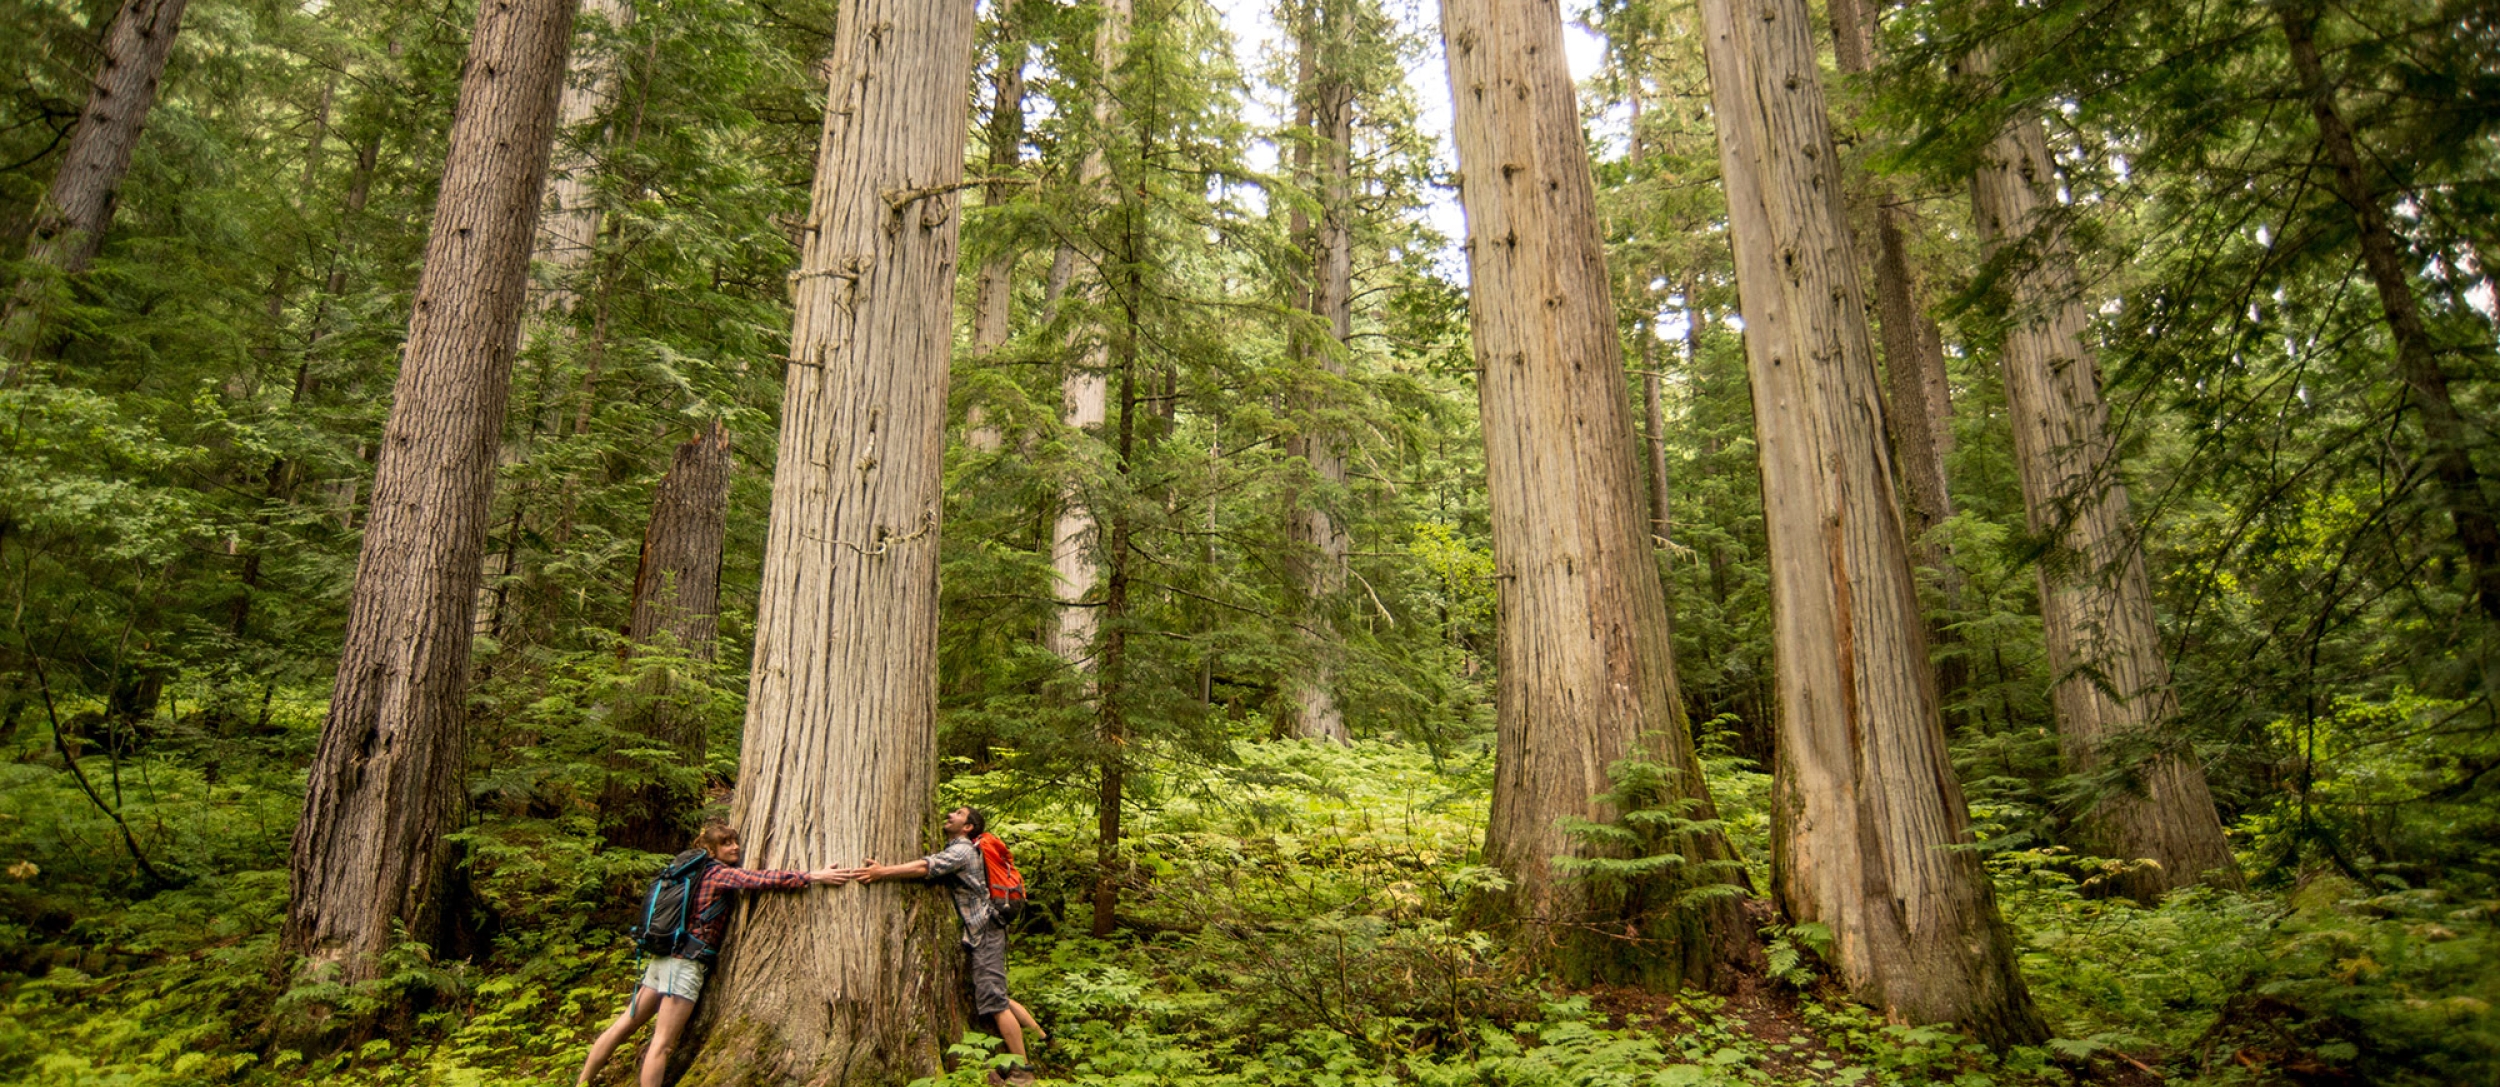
[
  {"xmin": 286, "ymin": 0, "xmax": 581, "ymax": 981},
  {"xmin": 1281, "ymin": 0, "xmax": 1360, "ymax": 744},
  {"xmin": 674, "ymin": 1, "xmax": 978, "ymax": 1080},
  {"xmin": 1965, "ymin": 62, "xmax": 2241, "ymax": 901},
  {"xmin": 1, "ymin": 0, "xmax": 191, "ymax": 370},
  {"xmin": 1440, "ymin": 0, "xmax": 1753, "ymax": 989},
  {"xmin": 1698, "ymin": 0, "xmax": 2044, "ymax": 1042}
]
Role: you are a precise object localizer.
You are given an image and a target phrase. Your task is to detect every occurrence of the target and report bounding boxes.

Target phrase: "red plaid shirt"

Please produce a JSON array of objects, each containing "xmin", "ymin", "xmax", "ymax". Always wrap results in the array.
[{"xmin": 688, "ymin": 864, "xmax": 809, "ymax": 952}]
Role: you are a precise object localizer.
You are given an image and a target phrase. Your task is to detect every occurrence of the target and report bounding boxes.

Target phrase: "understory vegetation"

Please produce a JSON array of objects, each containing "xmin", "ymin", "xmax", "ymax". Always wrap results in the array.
[
  {"xmin": 5, "ymin": 0, "xmax": 2498, "ymax": 1081},
  {"xmin": 6, "ymin": 733, "xmax": 2493, "ymax": 1085}
]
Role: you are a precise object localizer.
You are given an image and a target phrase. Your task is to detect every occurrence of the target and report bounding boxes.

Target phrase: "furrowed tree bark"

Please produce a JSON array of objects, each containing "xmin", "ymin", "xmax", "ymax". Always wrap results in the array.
[
  {"xmin": 606, "ymin": 418, "xmax": 730, "ymax": 851},
  {"xmin": 624, "ymin": 420, "xmax": 729, "ymax": 708},
  {"xmin": 1967, "ymin": 86, "xmax": 2241, "ymax": 901},
  {"xmin": 1825, "ymin": 0, "xmax": 1966, "ymax": 723},
  {"xmin": 1283, "ymin": 0, "xmax": 1353, "ymax": 744},
  {"xmin": 1046, "ymin": 0, "xmax": 1131, "ymax": 667},
  {"xmin": 1697, "ymin": 0, "xmax": 2044, "ymax": 1043},
  {"xmin": 2280, "ymin": 4, "xmax": 2500, "ymax": 623},
  {"xmin": 1440, "ymin": 0, "xmax": 1753, "ymax": 990},
  {"xmin": 1825, "ymin": 0, "xmax": 1954, "ymax": 568},
  {"xmin": 965, "ymin": 0, "xmax": 1027, "ymax": 454},
  {"xmin": 672, "ymin": 3, "xmax": 977, "ymax": 1082},
  {"xmin": 1, "ymin": 0, "xmax": 190, "ymax": 373},
  {"xmin": 284, "ymin": 0, "xmax": 579, "ymax": 982}
]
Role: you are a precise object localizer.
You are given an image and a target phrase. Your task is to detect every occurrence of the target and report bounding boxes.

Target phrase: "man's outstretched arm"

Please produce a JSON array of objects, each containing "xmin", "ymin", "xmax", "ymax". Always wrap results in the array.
[{"xmin": 847, "ymin": 859, "xmax": 930, "ymax": 884}]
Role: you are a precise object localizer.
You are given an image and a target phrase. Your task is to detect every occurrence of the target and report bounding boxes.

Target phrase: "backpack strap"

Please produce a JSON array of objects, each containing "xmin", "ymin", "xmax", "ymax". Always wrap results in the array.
[{"xmin": 686, "ymin": 857, "xmax": 726, "ymax": 924}]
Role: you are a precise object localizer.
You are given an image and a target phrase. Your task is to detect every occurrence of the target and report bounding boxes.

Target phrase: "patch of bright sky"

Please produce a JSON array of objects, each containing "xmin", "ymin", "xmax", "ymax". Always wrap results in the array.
[{"xmin": 1210, "ymin": 0, "xmax": 1608, "ymax": 281}]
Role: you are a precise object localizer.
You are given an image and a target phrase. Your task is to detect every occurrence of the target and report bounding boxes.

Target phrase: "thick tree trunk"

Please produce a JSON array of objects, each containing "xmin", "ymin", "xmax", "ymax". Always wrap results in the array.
[
  {"xmin": 1, "ymin": 0, "xmax": 190, "ymax": 371},
  {"xmin": 626, "ymin": 420, "xmax": 730, "ymax": 665},
  {"xmin": 1698, "ymin": 0, "xmax": 2044, "ymax": 1043},
  {"xmin": 2280, "ymin": 5, "xmax": 2500, "ymax": 622},
  {"xmin": 672, "ymin": 3, "xmax": 977, "ymax": 1082},
  {"xmin": 1440, "ymin": 0, "xmax": 1753, "ymax": 991},
  {"xmin": 284, "ymin": 0, "xmax": 579, "ymax": 981},
  {"xmin": 1868, "ymin": 212, "xmax": 1955, "ymax": 554},
  {"xmin": 603, "ymin": 419, "xmax": 731, "ymax": 850},
  {"xmin": 1825, "ymin": 0, "xmax": 1967, "ymax": 725},
  {"xmin": 965, "ymin": 0, "xmax": 1027, "ymax": 454},
  {"xmin": 537, "ymin": 0, "xmax": 630, "ymax": 429},
  {"xmin": 1968, "ymin": 97, "xmax": 2241, "ymax": 901},
  {"xmin": 1826, "ymin": 0, "xmax": 1954, "ymax": 561},
  {"xmin": 1046, "ymin": 0, "xmax": 1131, "ymax": 668},
  {"xmin": 1283, "ymin": 0, "xmax": 1353, "ymax": 744},
  {"xmin": 531, "ymin": 0, "xmax": 627, "ymax": 315}
]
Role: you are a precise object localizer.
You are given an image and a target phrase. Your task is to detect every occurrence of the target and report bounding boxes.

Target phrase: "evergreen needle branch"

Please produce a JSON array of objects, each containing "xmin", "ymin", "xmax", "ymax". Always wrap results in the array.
[{"xmin": 1137, "ymin": 579, "xmax": 1300, "ymax": 629}]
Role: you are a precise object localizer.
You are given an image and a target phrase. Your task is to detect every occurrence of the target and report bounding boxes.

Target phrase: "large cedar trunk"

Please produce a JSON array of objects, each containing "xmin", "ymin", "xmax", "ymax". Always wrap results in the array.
[
  {"xmin": 1440, "ymin": 0, "xmax": 1752, "ymax": 990},
  {"xmin": 672, "ymin": 3, "xmax": 977, "ymax": 1082},
  {"xmin": 2279, "ymin": 5, "xmax": 2500, "ymax": 622},
  {"xmin": 1824, "ymin": 0, "xmax": 1967, "ymax": 726},
  {"xmin": 1825, "ymin": 0, "xmax": 1955, "ymax": 560},
  {"xmin": 1968, "ymin": 100, "xmax": 2241, "ymax": 902},
  {"xmin": 626, "ymin": 420, "xmax": 730, "ymax": 666},
  {"xmin": 284, "ymin": 0, "xmax": 580, "ymax": 980},
  {"xmin": 1, "ymin": 0, "xmax": 190, "ymax": 368},
  {"xmin": 605, "ymin": 419, "xmax": 731, "ymax": 851},
  {"xmin": 1698, "ymin": 0, "xmax": 2044, "ymax": 1043},
  {"xmin": 1282, "ymin": 0, "xmax": 1353, "ymax": 744}
]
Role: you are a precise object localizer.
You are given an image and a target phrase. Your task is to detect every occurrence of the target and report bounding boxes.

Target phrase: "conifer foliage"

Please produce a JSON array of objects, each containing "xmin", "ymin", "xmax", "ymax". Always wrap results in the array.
[{"xmin": 2, "ymin": 0, "xmax": 2498, "ymax": 1082}]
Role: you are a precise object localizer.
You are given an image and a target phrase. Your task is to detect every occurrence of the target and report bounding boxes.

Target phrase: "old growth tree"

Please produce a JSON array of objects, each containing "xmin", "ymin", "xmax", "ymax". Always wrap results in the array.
[
  {"xmin": 674, "ymin": 1, "xmax": 978, "ymax": 1082},
  {"xmin": 284, "ymin": 0, "xmax": 580, "ymax": 981},
  {"xmin": 1441, "ymin": 0, "xmax": 1753, "ymax": 989},
  {"xmin": 1699, "ymin": 0, "xmax": 2043, "ymax": 1043}
]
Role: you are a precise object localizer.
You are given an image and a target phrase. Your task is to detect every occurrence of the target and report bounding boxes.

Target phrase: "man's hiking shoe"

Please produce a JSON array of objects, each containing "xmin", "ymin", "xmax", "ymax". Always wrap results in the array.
[{"xmin": 985, "ymin": 1067, "xmax": 1036, "ymax": 1087}]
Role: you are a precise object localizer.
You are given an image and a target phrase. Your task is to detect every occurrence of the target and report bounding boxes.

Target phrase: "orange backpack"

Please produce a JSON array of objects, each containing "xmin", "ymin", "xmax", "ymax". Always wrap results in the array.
[{"xmin": 975, "ymin": 832, "xmax": 1026, "ymax": 920}]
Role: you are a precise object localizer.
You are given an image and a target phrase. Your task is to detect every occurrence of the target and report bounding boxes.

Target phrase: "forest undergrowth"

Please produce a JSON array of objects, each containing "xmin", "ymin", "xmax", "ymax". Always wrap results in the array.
[{"xmin": 5, "ymin": 724, "xmax": 2491, "ymax": 1087}]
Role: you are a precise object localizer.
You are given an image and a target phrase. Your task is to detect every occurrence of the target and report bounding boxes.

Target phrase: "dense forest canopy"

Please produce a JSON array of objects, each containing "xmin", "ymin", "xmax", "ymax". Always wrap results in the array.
[{"xmin": 0, "ymin": 0, "xmax": 2495, "ymax": 1083}]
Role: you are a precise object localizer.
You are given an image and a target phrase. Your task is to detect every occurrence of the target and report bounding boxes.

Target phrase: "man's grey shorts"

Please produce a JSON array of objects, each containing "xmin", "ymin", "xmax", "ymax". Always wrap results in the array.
[
  {"xmin": 637, "ymin": 955, "xmax": 707, "ymax": 1004},
  {"xmin": 966, "ymin": 928, "xmax": 1010, "ymax": 1018}
]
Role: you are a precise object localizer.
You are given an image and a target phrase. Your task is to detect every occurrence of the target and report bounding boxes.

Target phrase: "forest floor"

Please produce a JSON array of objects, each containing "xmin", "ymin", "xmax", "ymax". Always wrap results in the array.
[{"xmin": 2, "ymin": 738, "xmax": 2492, "ymax": 1085}]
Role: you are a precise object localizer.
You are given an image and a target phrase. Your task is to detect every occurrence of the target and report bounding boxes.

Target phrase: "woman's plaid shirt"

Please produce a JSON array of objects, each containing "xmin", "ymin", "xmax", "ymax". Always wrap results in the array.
[{"xmin": 688, "ymin": 864, "xmax": 810, "ymax": 950}]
